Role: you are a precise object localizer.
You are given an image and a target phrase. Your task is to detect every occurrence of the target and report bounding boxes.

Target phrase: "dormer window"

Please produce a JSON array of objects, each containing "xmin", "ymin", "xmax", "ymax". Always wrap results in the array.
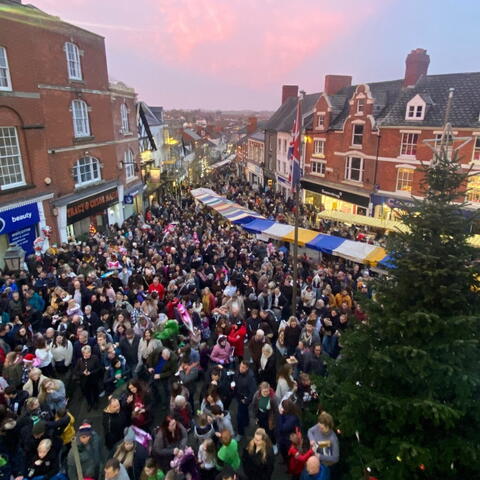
[
  {"xmin": 406, "ymin": 94, "xmax": 427, "ymax": 121},
  {"xmin": 316, "ymin": 113, "xmax": 325, "ymax": 129},
  {"xmin": 356, "ymin": 98, "xmax": 365, "ymax": 114}
]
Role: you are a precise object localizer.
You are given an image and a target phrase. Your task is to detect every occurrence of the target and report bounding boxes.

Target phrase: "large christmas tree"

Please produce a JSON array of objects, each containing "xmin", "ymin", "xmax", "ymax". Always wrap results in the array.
[{"xmin": 321, "ymin": 144, "xmax": 480, "ymax": 479}]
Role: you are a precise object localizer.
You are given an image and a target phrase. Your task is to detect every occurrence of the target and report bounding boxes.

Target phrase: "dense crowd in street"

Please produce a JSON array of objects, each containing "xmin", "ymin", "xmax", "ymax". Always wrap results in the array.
[{"xmin": 0, "ymin": 167, "xmax": 373, "ymax": 480}]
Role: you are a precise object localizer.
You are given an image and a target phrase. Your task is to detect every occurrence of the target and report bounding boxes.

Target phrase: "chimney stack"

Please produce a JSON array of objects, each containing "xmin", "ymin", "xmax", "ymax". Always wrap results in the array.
[
  {"xmin": 247, "ymin": 116, "xmax": 258, "ymax": 135},
  {"xmin": 404, "ymin": 48, "xmax": 430, "ymax": 87},
  {"xmin": 282, "ymin": 85, "xmax": 299, "ymax": 104},
  {"xmin": 324, "ymin": 75, "xmax": 352, "ymax": 95}
]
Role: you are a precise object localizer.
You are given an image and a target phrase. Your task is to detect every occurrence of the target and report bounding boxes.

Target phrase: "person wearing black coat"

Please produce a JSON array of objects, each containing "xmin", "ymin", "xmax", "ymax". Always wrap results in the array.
[
  {"xmin": 73, "ymin": 346, "xmax": 103, "ymax": 410},
  {"xmin": 242, "ymin": 428, "xmax": 275, "ymax": 480},
  {"xmin": 233, "ymin": 361, "xmax": 257, "ymax": 437},
  {"xmin": 103, "ymin": 397, "xmax": 129, "ymax": 452},
  {"xmin": 119, "ymin": 330, "xmax": 141, "ymax": 372},
  {"xmin": 26, "ymin": 437, "xmax": 60, "ymax": 480}
]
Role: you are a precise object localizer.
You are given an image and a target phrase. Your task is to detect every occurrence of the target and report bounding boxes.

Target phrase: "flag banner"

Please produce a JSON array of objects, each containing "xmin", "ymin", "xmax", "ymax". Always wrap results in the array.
[{"xmin": 288, "ymin": 95, "xmax": 303, "ymax": 192}]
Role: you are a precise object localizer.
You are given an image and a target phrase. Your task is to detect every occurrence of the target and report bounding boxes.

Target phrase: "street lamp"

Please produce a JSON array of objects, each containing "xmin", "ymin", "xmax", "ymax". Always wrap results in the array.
[{"xmin": 4, "ymin": 243, "xmax": 25, "ymax": 273}]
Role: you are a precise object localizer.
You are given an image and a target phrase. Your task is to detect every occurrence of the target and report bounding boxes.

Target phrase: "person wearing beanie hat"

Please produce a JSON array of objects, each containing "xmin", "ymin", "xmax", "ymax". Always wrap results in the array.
[
  {"xmin": 31, "ymin": 420, "xmax": 46, "ymax": 437},
  {"xmin": 113, "ymin": 426, "xmax": 148, "ymax": 480},
  {"xmin": 67, "ymin": 421, "xmax": 104, "ymax": 480}
]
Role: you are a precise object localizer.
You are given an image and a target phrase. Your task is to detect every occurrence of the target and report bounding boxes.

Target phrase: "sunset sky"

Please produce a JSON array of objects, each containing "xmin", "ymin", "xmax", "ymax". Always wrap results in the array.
[{"xmin": 32, "ymin": 0, "xmax": 480, "ymax": 110}]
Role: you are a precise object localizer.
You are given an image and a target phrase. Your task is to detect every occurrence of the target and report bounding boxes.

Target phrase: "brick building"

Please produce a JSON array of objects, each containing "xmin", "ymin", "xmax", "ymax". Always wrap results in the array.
[
  {"xmin": 0, "ymin": 0, "xmax": 139, "ymax": 262},
  {"xmin": 302, "ymin": 49, "xmax": 480, "ymax": 221}
]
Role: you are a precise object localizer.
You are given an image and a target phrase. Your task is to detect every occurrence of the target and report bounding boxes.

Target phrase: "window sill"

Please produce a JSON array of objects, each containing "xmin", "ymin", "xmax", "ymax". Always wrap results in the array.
[
  {"xmin": 74, "ymin": 180, "xmax": 104, "ymax": 191},
  {"xmin": 73, "ymin": 136, "xmax": 95, "ymax": 144},
  {"xmin": 121, "ymin": 131, "xmax": 133, "ymax": 137},
  {"xmin": 68, "ymin": 79, "xmax": 85, "ymax": 85},
  {"xmin": 126, "ymin": 176, "xmax": 139, "ymax": 183},
  {"xmin": 342, "ymin": 179, "xmax": 364, "ymax": 187},
  {"xmin": 311, "ymin": 172, "xmax": 326, "ymax": 178},
  {"xmin": 0, "ymin": 86, "xmax": 12, "ymax": 92},
  {"xmin": 349, "ymin": 144, "xmax": 363, "ymax": 149},
  {"xmin": 0, "ymin": 183, "xmax": 35, "ymax": 195},
  {"xmin": 312, "ymin": 153, "xmax": 325, "ymax": 159},
  {"xmin": 397, "ymin": 154, "xmax": 417, "ymax": 160}
]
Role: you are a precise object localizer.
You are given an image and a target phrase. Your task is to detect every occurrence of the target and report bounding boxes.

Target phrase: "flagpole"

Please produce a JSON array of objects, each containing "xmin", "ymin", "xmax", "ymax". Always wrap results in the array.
[{"xmin": 291, "ymin": 90, "xmax": 305, "ymax": 318}]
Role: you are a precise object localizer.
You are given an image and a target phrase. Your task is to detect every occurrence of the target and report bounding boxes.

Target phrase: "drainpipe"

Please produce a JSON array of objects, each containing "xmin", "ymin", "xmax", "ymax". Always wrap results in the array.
[{"xmin": 369, "ymin": 128, "xmax": 381, "ymax": 217}]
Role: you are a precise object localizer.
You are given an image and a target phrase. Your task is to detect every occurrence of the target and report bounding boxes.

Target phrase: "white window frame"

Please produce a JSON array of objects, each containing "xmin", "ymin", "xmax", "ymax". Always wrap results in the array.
[
  {"xmin": 400, "ymin": 133, "xmax": 419, "ymax": 157},
  {"xmin": 472, "ymin": 136, "xmax": 480, "ymax": 163},
  {"xmin": 65, "ymin": 42, "xmax": 82, "ymax": 81},
  {"xmin": 124, "ymin": 149, "xmax": 136, "ymax": 180},
  {"xmin": 313, "ymin": 139, "xmax": 325, "ymax": 156},
  {"xmin": 356, "ymin": 98, "xmax": 365, "ymax": 114},
  {"xmin": 71, "ymin": 99, "xmax": 91, "ymax": 138},
  {"xmin": 345, "ymin": 156, "xmax": 363, "ymax": 182},
  {"xmin": 120, "ymin": 103, "xmax": 130, "ymax": 133},
  {"xmin": 311, "ymin": 160, "xmax": 326, "ymax": 176},
  {"xmin": 352, "ymin": 124, "xmax": 364, "ymax": 146},
  {"xmin": 466, "ymin": 174, "xmax": 480, "ymax": 203},
  {"xmin": 0, "ymin": 127, "xmax": 26, "ymax": 189},
  {"xmin": 73, "ymin": 156, "xmax": 101, "ymax": 187},
  {"xmin": 317, "ymin": 113, "xmax": 325, "ymax": 129},
  {"xmin": 405, "ymin": 95, "xmax": 426, "ymax": 120},
  {"xmin": 396, "ymin": 167, "xmax": 414, "ymax": 192},
  {"xmin": 0, "ymin": 47, "xmax": 12, "ymax": 91}
]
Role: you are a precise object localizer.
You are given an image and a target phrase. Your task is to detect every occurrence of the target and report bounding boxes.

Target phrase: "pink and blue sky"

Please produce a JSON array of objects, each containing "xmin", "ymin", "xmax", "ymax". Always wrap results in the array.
[{"xmin": 33, "ymin": 0, "xmax": 480, "ymax": 110}]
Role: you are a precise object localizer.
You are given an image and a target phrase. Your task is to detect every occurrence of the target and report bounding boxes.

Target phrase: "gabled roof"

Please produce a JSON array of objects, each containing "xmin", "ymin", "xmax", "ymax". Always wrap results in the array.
[
  {"xmin": 149, "ymin": 106, "xmax": 164, "ymax": 124},
  {"xmin": 183, "ymin": 128, "xmax": 201, "ymax": 141},
  {"xmin": 140, "ymin": 103, "xmax": 162, "ymax": 127},
  {"xmin": 265, "ymin": 93, "xmax": 321, "ymax": 133},
  {"xmin": 381, "ymin": 72, "xmax": 480, "ymax": 128}
]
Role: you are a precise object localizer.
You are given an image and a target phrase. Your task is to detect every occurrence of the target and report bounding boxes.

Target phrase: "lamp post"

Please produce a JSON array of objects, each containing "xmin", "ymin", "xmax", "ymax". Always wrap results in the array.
[{"xmin": 4, "ymin": 243, "xmax": 26, "ymax": 273}]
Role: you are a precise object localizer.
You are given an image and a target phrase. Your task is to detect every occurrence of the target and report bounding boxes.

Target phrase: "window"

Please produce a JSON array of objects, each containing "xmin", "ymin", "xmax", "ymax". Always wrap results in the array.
[
  {"xmin": 283, "ymin": 139, "xmax": 287, "ymax": 153},
  {"xmin": 400, "ymin": 133, "xmax": 419, "ymax": 156},
  {"xmin": 352, "ymin": 124, "xmax": 363, "ymax": 146},
  {"xmin": 269, "ymin": 137, "xmax": 273, "ymax": 151},
  {"xmin": 278, "ymin": 138, "xmax": 282, "ymax": 152},
  {"xmin": 317, "ymin": 113, "xmax": 325, "ymax": 129},
  {"xmin": 124, "ymin": 149, "xmax": 135, "ymax": 179},
  {"xmin": 396, "ymin": 167, "xmax": 414, "ymax": 192},
  {"xmin": 311, "ymin": 160, "xmax": 325, "ymax": 176},
  {"xmin": 120, "ymin": 104, "xmax": 130, "ymax": 133},
  {"xmin": 466, "ymin": 175, "xmax": 480, "ymax": 203},
  {"xmin": 0, "ymin": 127, "xmax": 25, "ymax": 189},
  {"xmin": 434, "ymin": 133, "xmax": 453, "ymax": 150},
  {"xmin": 71, "ymin": 100, "xmax": 90, "ymax": 138},
  {"xmin": 65, "ymin": 42, "xmax": 82, "ymax": 81},
  {"xmin": 313, "ymin": 139, "xmax": 325, "ymax": 156},
  {"xmin": 473, "ymin": 137, "xmax": 480, "ymax": 163},
  {"xmin": 406, "ymin": 104, "xmax": 424, "ymax": 119},
  {"xmin": 356, "ymin": 98, "xmax": 365, "ymax": 113},
  {"xmin": 73, "ymin": 156, "xmax": 101, "ymax": 186},
  {"xmin": 0, "ymin": 47, "xmax": 12, "ymax": 91},
  {"xmin": 345, "ymin": 156, "xmax": 363, "ymax": 182}
]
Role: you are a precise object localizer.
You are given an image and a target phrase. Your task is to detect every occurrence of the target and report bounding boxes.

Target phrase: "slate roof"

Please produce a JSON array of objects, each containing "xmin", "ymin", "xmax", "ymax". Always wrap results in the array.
[
  {"xmin": 183, "ymin": 128, "xmax": 201, "ymax": 141},
  {"xmin": 250, "ymin": 131, "xmax": 265, "ymax": 142},
  {"xmin": 380, "ymin": 72, "xmax": 480, "ymax": 128},
  {"xmin": 149, "ymin": 106, "xmax": 164, "ymax": 124},
  {"xmin": 265, "ymin": 93, "xmax": 320, "ymax": 133},
  {"xmin": 141, "ymin": 104, "xmax": 163, "ymax": 127}
]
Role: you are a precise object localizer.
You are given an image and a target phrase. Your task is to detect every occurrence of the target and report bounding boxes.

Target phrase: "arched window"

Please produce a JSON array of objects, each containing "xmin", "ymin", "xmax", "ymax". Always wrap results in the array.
[
  {"xmin": 73, "ymin": 156, "xmax": 101, "ymax": 186},
  {"xmin": 65, "ymin": 42, "xmax": 82, "ymax": 80},
  {"xmin": 124, "ymin": 149, "xmax": 135, "ymax": 179},
  {"xmin": 120, "ymin": 103, "xmax": 129, "ymax": 133},
  {"xmin": 71, "ymin": 99, "xmax": 90, "ymax": 138}
]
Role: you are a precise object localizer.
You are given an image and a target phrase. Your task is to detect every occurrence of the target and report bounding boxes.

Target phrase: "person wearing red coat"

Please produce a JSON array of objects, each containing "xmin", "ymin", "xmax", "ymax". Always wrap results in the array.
[{"xmin": 227, "ymin": 321, "xmax": 247, "ymax": 360}]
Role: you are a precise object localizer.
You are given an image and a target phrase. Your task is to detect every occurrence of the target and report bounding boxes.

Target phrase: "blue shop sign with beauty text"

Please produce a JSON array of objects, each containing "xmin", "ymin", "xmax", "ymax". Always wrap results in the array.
[{"xmin": 0, "ymin": 203, "xmax": 40, "ymax": 235}]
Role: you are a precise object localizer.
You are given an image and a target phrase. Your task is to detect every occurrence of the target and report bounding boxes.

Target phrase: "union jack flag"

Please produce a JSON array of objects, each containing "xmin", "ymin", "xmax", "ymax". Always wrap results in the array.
[{"xmin": 288, "ymin": 94, "xmax": 303, "ymax": 193}]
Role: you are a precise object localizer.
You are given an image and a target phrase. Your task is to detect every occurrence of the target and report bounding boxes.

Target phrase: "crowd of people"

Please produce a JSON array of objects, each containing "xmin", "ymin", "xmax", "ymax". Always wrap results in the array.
[{"xmin": 0, "ymin": 166, "xmax": 373, "ymax": 480}]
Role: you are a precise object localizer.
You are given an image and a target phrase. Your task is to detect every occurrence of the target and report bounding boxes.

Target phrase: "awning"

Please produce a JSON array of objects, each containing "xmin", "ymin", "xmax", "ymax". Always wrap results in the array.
[
  {"xmin": 306, "ymin": 234, "xmax": 345, "ymax": 255},
  {"xmin": 263, "ymin": 223, "xmax": 295, "ymax": 240},
  {"xmin": 242, "ymin": 219, "xmax": 276, "ymax": 233},
  {"xmin": 332, "ymin": 240, "xmax": 382, "ymax": 264},
  {"xmin": 318, "ymin": 210, "xmax": 408, "ymax": 232},
  {"xmin": 282, "ymin": 228, "xmax": 319, "ymax": 247},
  {"xmin": 209, "ymin": 154, "xmax": 236, "ymax": 169}
]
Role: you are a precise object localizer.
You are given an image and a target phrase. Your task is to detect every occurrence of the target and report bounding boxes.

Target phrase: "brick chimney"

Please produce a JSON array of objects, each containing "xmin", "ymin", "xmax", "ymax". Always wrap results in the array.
[
  {"xmin": 282, "ymin": 85, "xmax": 298, "ymax": 104},
  {"xmin": 324, "ymin": 75, "xmax": 352, "ymax": 95},
  {"xmin": 247, "ymin": 116, "xmax": 258, "ymax": 135},
  {"xmin": 404, "ymin": 48, "xmax": 430, "ymax": 87}
]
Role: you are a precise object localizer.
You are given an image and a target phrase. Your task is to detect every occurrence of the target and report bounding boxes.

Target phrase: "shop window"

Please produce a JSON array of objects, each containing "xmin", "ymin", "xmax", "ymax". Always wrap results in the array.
[
  {"xmin": 313, "ymin": 139, "xmax": 325, "ymax": 156},
  {"xmin": 65, "ymin": 42, "xmax": 82, "ymax": 81},
  {"xmin": 73, "ymin": 156, "xmax": 101, "ymax": 186},
  {"xmin": 352, "ymin": 124, "xmax": 363, "ymax": 146},
  {"xmin": 120, "ymin": 103, "xmax": 130, "ymax": 133},
  {"xmin": 0, "ymin": 127, "xmax": 26, "ymax": 189},
  {"xmin": 396, "ymin": 167, "xmax": 414, "ymax": 192},
  {"xmin": 473, "ymin": 137, "xmax": 480, "ymax": 163},
  {"xmin": 400, "ymin": 133, "xmax": 418, "ymax": 156},
  {"xmin": 71, "ymin": 99, "xmax": 90, "ymax": 138},
  {"xmin": 466, "ymin": 175, "xmax": 480, "ymax": 203},
  {"xmin": 0, "ymin": 46, "xmax": 12, "ymax": 91},
  {"xmin": 124, "ymin": 149, "xmax": 136, "ymax": 179},
  {"xmin": 311, "ymin": 160, "xmax": 325, "ymax": 176},
  {"xmin": 345, "ymin": 156, "xmax": 363, "ymax": 182}
]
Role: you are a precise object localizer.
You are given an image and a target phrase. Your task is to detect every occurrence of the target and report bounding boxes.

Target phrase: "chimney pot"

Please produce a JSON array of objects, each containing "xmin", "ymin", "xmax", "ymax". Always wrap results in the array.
[
  {"xmin": 324, "ymin": 75, "xmax": 352, "ymax": 95},
  {"xmin": 404, "ymin": 48, "xmax": 430, "ymax": 87},
  {"xmin": 282, "ymin": 85, "xmax": 299, "ymax": 104}
]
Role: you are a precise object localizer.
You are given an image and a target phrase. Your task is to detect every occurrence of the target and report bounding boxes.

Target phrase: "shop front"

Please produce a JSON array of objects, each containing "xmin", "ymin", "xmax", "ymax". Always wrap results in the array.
[
  {"xmin": 276, "ymin": 174, "xmax": 291, "ymax": 199},
  {"xmin": 301, "ymin": 178, "xmax": 370, "ymax": 216},
  {"xmin": 0, "ymin": 202, "xmax": 42, "ymax": 266},
  {"xmin": 123, "ymin": 182, "xmax": 144, "ymax": 219},
  {"xmin": 246, "ymin": 162, "xmax": 264, "ymax": 187},
  {"xmin": 54, "ymin": 182, "xmax": 122, "ymax": 242},
  {"xmin": 371, "ymin": 193, "xmax": 414, "ymax": 220}
]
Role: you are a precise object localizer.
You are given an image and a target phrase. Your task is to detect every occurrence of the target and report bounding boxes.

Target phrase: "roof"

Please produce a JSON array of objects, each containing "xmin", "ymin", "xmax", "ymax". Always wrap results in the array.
[
  {"xmin": 265, "ymin": 93, "xmax": 321, "ymax": 133},
  {"xmin": 183, "ymin": 128, "xmax": 201, "ymax": 141},
  {"xmin": 140, "ymin": 103, "xmax": 162, "ymax": 127},
  {"xmin": 149, "ymin": 106, "xmax": 164, "ymax": 124},
  {"xmin": 249, "ymin": 131, "xmax": 265, "ymax": 142},
  {"xmin": 380, "ymin": 72, "xmax": 480, "ymax": 128}
]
